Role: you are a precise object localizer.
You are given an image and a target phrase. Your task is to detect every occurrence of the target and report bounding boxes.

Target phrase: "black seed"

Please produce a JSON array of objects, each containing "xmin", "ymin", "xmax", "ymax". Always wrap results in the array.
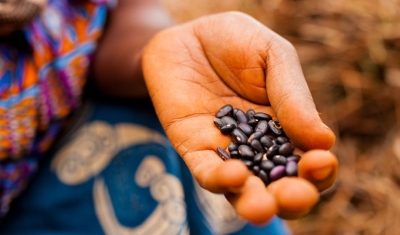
[
  {"xmin": 217, "ymin": 147, "xmax": 231, "ymax": 161},
  {"xmin": 260, "ymin": 135, "xmax": 274, "ymax": 149},
  {"xmin": 247, "ymin": 131, "xmax": 264, "ymax": 144},
  {"xmin": 232, "ymin": 108, "xmax": 239, "ymax": 119},
  {"xmin": 255, "ymin": 120, "xmax": 269, "ymax": 134},
  {"xmin": 221, "ymin": 116, "xmax": 237, "ymax": 128},
  {"xmin": 214, "ymin": 105, "xmax": 299, "ymax": 184},
  {"xmin": 252, "ymin": 165, "xmax": 261, "ymax": 175},
  {"xmin": 287, "ymin": 155, "xmax": 301, "ymax": 163},
  {"xmin": 231, "ymin": 129, "xmax": 248, "ymax": 144},
  {"xmin": 253, "ymin": 152, "xmax": 263, "ymax": 165},
  {"xmin": 270, "ymin": 165, "xmax": 286, "ymax": 181},
  {"xmin": 238, "ymin": 145, "xmax": 255, "ymax": 159},
  {"xmin": 285, "ymin": 161, "xmax": 298, "ymax": 176},
  {"xmin": 215, "ymin": 104, "xmax": 233, "ymax": 118},
  {"xmin": 228, "ymin": 142, "xmax": 239, "ymax": 152},
  {"xmin": 277, "ymin": 136, "xmax": 290, "ymax": 144},
  {"xmin": 213, "ymin": 118, "xmax": 225, "ymax": 129},
  {"xmin": 260, "ymin": 160, "xmax": 275, "ymax": 172},
  {"xmin": 250, "ymin": 139, "xmax": 264, "ymax": 153},
  {"xmin": 271, "ymin": 155, "xmax": 287, "ymax": 166},
  {"xmin": 247, "ymin": 118, "xmax": 258, "ymax": 127},
  {"xmin": 258, "ymin": 170, "xmax": 270, "ymax": 186},
  {"xmin": 220, "ymin": 124, "xmax": 236, "ymax": 135},
  {"xmin": 266, "ymin": 145, "xmax": 280, "ymax": 158},
  {"xmin": 253, "ymin": 112, "xmax": 272, "ymax": 121},
  {"xmin": 268, "ymin": 120, "xmax": 283, "ymax": 136},
  {"xmin": 235, "ymin": 109, "xmax": 249, "ymax": 123},
  {"xmin": 246, "ymin": 109, "xmax": 256, "ymax": 120},
  {"xmin": 230, "ymin": 151, "xmax": 240, "ymax": 159},
  {"xmin": 279, "ymin": 142, "xmax": 295, "ymax": 156},
  {"xmin": 238, "ymin": 122, "xmax": 253, "ymax": 136},
  {"xmin": 241, "ymin": 159, "xmax": 254, "ymax": 169}
]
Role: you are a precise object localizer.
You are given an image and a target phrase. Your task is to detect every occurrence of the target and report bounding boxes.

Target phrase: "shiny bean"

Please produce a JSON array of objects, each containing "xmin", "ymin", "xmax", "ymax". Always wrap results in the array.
[
  {"xmin": 238, "ymin": 145, "xmax": 255, "ymax": 159},
  {"xmin": 232, "ymin": 108, "xmax": 239, "ymax": 118},
  {"xmin": 260, "ymin": 160, "xmax": 275, "ymax": 172},
  {"xmin": 220, "ymin": 124, "xmax": 236, "ymax": 135},
  {"xmin": 258, "ymin": 170, "xmax": 270, "ymax": 186},
  {"xmin": 228, "ymin": 142, "xmax": 239, "ymax": 152},
  {"xmin": 238, "ymin": 122, "xmax": 253, "ymax": 136},
  {"xmin": 247, "ymin": 118, "xmax": 258, "ymax": 127},
  {"xmin": 266, "ymin": 145, "xmax": 280, "ymax": 158},
  {"xmin": 246, "ymin": 109, "xmax": 256, "ymax": 120},
  {"xmin": 255, "ymin": 120, "xmax": 269, "ymax": 134},
  {"xmin": 231, "ymin": 129, "xmax": 248, "ymax": 144},
  {"xmin": 279, "ymin": 142, "xmax": 295, "ymax": 156},
  {"xmin": 253, "ymin": 152, "xmax": 264, "ymax": 165},
  {"xmin": 260, "ymin": 135, "xmax": 274, "ymax": 149},
  {"xmin": 215, "ymin": 104, "xmax": 233, "ymax": 118},
  {"xmin": 217, "ymin": 147, "xmax": 231, "ymax": 161},
  {"xmin": 214, "ymin": 105, "xmax": 301, "ymax": 185},
  {"xmin": 252, "ymin": 165, "xmax": 261, "ymax": 175},
  {"xmin": 247, "ymin": 131, "xmax": 264, "ymax": 144},
  {"xmin": 241, "ymin": 159, "xmax": 254, "ymax": 169},
  {"xmin": 271, "ymin": 155, "xmax": 287, "ymax": 166},
  {"xmin": 270, "ymin": 165, "xmax": 286, "ymax": 181},
  {"xmin": 277, "ymin": 136, "xmax": 290, "ymax": 144},
  {"xmin": 213, "ymin": 118, "xmax": 225, "ymax": 129},
  {"xmin": 287, "ymin": 155, "xmax": 301, "ymax": 163},
  {"xmin": 221, "ymin": 116, "xmax": 237, "ymax": 128},
  {"xmin": 250, "ymin": 139, "xmax": 264, "ymax": 153},
  {"xmin": 235, "ymin": 109, "xmax": 249, "ymax": 123},
  {"xmin": 285, "ymin": 161, "xmax": 298, "ymax": 176},
  {"xmin": 268, "ymin": 120, "xmax": 283, "ymax": 136},
  {"xmin": 253, "ymin": 112, "xmax": 272, "ymax": 121}
]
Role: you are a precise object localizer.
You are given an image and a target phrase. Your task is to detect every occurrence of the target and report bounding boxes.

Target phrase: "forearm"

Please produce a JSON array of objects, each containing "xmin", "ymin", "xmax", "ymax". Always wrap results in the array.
[{"xmin": 90, "ymin": 0, "xmax": 175, "ymax": 98}]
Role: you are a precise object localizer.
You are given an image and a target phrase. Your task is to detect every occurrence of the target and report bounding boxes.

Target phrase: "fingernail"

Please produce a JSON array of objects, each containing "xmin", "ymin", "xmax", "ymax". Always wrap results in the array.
[
  {"xmin": 322, "ymin": 123, "xmax": 331, "ymax": 130},
  {"xmin": 309, "ymin": 167, "xmax": 333, "ymax": 180}
]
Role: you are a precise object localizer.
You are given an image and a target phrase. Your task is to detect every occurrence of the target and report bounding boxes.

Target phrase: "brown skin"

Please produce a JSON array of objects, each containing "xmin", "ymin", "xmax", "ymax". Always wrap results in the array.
[
  {"xmin": 92, "ymin": 1, "xmax": 339, "ymax": 225},
  {"xmin": 91, "ymin": 0, "xmax": 175, "ymax": 98}
]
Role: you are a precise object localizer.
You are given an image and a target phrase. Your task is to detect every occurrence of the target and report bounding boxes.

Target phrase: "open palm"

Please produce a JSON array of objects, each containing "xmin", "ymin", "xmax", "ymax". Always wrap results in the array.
[{"xmin": 143, "ymin": 12, "xmax": 338, "ymax": 224}]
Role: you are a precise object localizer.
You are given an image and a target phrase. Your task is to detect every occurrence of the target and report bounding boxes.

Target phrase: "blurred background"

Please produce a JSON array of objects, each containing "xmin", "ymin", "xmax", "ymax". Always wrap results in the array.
[{"xmin": 162, "ymin": 0, "xmax": 400, "ymax": 234}]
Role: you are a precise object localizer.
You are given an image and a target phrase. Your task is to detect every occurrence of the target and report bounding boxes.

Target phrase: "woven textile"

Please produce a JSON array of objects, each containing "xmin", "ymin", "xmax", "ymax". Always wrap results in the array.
[{"xmin": 0, "ymin": 0, "xmax": 112, "ymax": 217}]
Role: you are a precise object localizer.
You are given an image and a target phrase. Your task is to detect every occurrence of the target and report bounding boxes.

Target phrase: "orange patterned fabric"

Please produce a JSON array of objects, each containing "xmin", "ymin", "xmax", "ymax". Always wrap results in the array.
[{"xmin": 0, "ymin": 0, "xmax": 113, "ymax": 217}]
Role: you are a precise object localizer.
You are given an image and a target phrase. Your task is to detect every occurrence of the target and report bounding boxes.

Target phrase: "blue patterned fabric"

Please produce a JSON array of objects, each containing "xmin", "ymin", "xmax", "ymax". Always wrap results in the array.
[{"xmin": 0, "ymin": 94, "xmax": 292, "ymax": 235}]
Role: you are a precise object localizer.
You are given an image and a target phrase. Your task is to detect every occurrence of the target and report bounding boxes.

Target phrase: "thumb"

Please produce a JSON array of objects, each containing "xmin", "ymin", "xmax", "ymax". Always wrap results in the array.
[{"xmin": 265, "ymin": 39, "xmax": 335, "ymax": 151}]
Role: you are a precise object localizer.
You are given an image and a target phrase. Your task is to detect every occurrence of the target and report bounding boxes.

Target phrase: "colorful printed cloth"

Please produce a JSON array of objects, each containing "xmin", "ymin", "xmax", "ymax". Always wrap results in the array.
[
  {"xmin": 0, "ymin": 0, "xmax": 113, "ymax": 217},
  {"xmin": 0, "ymin": 96, "xmax": 292, "ymax": 235}
]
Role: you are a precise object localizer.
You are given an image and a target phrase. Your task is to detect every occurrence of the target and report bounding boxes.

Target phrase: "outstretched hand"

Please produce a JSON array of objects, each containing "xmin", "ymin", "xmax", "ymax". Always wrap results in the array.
[{"xmin": 142, "ymin": 11, "xmax": 338, "ymax": 225}]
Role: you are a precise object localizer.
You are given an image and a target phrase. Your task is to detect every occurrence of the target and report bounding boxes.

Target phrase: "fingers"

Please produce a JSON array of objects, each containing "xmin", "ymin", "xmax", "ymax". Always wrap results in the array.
[
  {"xmin": 225, "ymin": 175, "xmax": 320, "ymax": 223},
  {"xmin": 267, "ymin": 177, "xmax": 320, "ymax": 220},
  {"xmin": 298, "ymin": 149, "xmax": 339, "ymax": 192},
  {"xmin": 225, "ymin": 175, "xmax": 278, "ymax": 225},
  {"xmin": 262, "ymin": 149, "xmax": 338, "ymax": 221},
  {"xmin": 189, "ymin": 156, "xmax": 250, "ymax": 193},
  {"xmin": 225, "ymin": 149, "xmax": 337, "ymax": 222}
]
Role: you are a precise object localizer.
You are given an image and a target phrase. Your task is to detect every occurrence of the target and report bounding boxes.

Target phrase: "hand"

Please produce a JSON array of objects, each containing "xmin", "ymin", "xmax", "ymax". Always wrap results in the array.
[{"xmin": 142, "ymin": 11, "xmax": 338, "ymax": 225}]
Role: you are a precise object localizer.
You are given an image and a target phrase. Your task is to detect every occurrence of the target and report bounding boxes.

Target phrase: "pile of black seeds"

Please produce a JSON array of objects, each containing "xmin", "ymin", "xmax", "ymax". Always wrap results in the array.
[{"xmin": 214, "ymin": 104, "xmax": 301, "ymax": 186}]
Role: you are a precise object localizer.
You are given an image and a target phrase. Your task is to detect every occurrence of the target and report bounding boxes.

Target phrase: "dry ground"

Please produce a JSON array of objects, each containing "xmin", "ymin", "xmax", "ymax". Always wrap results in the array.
[{"xmin": 162, "ymin": 1, "xmax": 400, "ymax": 234}]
